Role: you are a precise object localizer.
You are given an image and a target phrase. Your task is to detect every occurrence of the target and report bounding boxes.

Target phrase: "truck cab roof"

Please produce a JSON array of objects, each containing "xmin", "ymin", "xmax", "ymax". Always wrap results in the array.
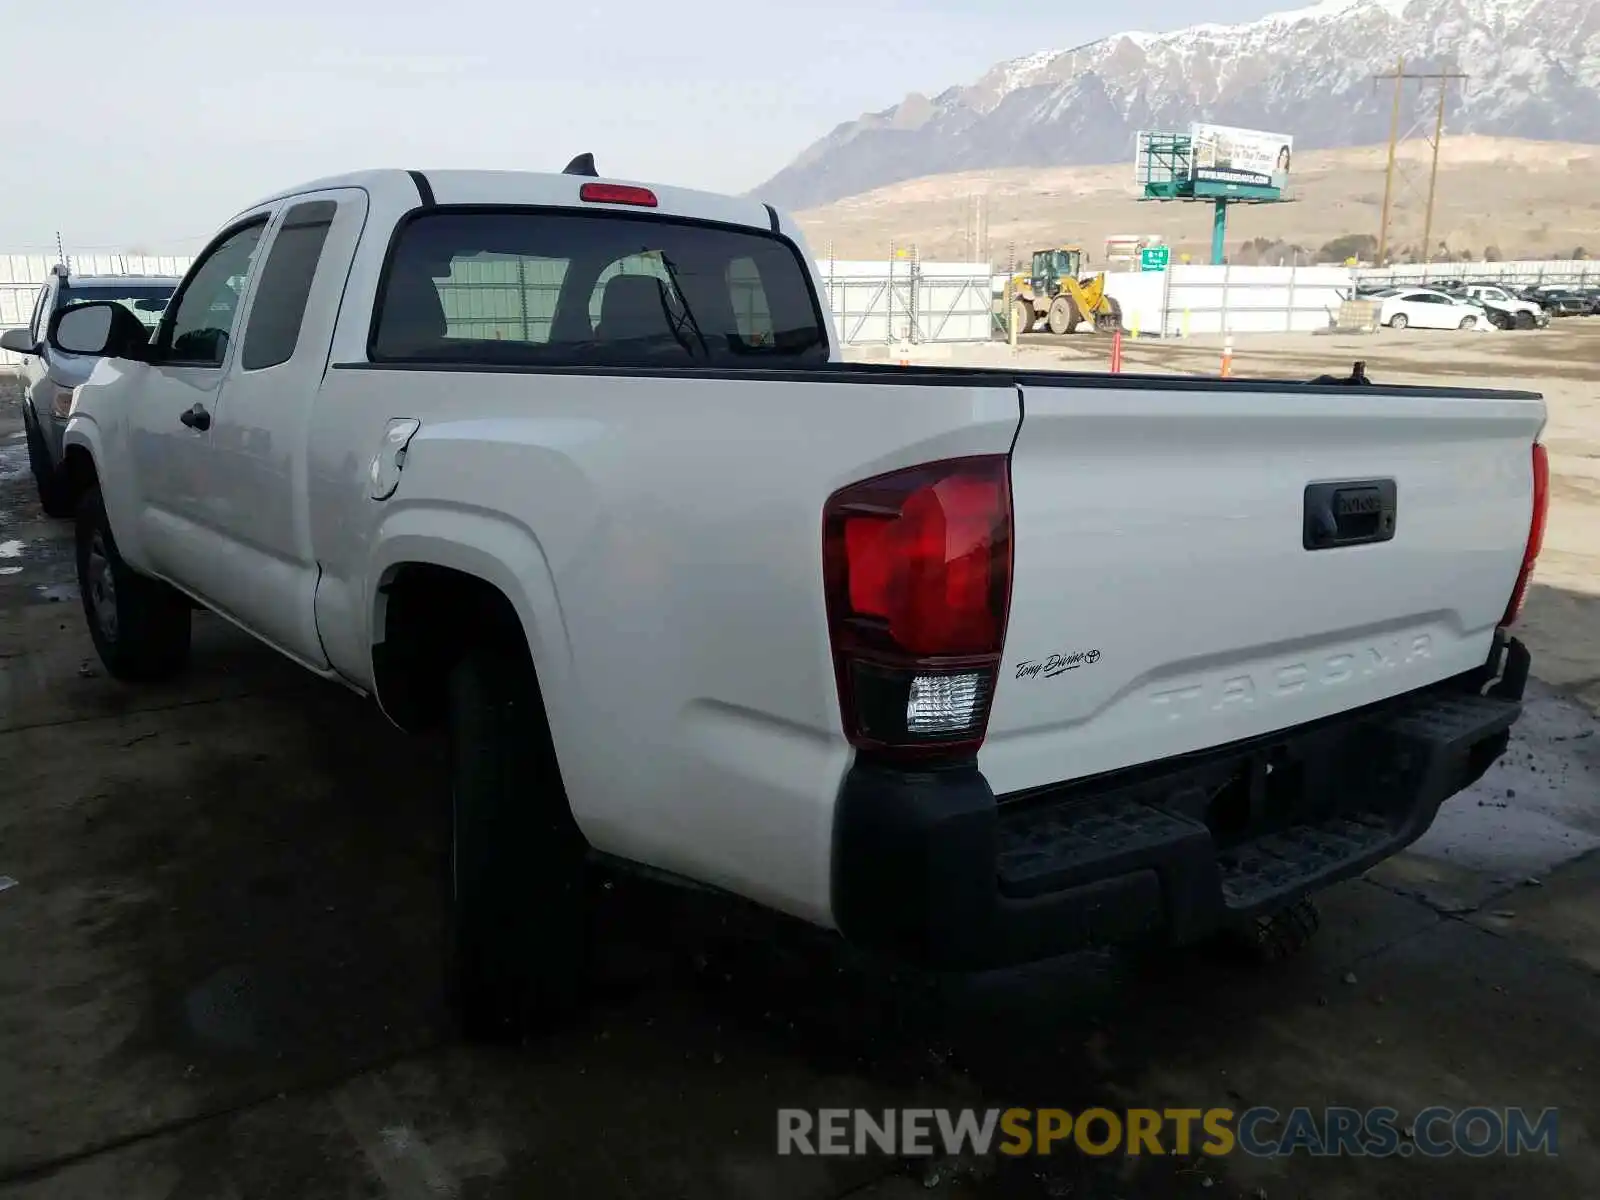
[{"xmin": 237, "ymin": 168, "xmax": 782, "ymax": 237}]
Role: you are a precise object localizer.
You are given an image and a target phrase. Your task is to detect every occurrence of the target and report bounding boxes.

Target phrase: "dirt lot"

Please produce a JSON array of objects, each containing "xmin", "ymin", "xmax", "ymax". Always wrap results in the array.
[
  {"xmin": 795, "ymin": 137, "xmax": 1600, "ymax": 265},
  {"xmin": 3, "ymin": 326, "xmax": 1600, "ymax": 1199}
]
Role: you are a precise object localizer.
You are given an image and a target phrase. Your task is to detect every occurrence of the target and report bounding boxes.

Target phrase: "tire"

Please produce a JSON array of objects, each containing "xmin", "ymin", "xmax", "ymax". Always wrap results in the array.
[
  {"xmin": 446, "ymin": 643, "xmax": 591, "ymax": 1041},
  {"xmin": 1011, "ymin": 300, "xmax": 1032, "ymax": 337},
  {"xmin": 1515, "ymin": 310, "xmax": 1535, "ymax": 330},
  {"xmin": 1458, "ymin": 315, "xmax": 1477, "ymax": 330},
  {"xmin": 1046, "ymin": 296, "xmax": 1079, "ymax": 336},
  {"xmin": 75, "ymin": 484, "xmax": 192, "ymax": 682},
  {"xmin": 1211, "ymin": 896, "xmax": 1322, "ymax": 965},
  {"xmin": 1388, "ymin": 313, "xmax": 1408, "ymax": 330},
  {"xmin": 23, "ymin": 408, "xmax": 73, "ymax": 518}
]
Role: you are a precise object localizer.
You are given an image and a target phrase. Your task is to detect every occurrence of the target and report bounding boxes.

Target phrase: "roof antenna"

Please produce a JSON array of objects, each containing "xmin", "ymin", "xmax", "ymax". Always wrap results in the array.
[{"xmin": 563, "ymin": 153, "xmax": 598, "ymax": 177}]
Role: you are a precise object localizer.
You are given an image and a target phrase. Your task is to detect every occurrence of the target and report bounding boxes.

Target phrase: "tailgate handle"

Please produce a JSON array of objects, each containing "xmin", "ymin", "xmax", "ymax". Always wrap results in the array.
[{"xmin": 1303, "ymin": 479, "xmax": 1397, "ymax": 550}]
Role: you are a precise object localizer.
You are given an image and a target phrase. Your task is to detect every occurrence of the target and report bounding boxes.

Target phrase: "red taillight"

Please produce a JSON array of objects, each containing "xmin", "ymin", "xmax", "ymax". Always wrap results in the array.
[
  {"xmin": 579, "ymin": 182, "xmax": 658, "ymax": 208},
  {"xmin": 1502, "ymin": 442, "xmax": 1549, "ymax": 627},
  {"xmin": 822, "ymin": 455, "xmax": 1013, "ymax": 758}
]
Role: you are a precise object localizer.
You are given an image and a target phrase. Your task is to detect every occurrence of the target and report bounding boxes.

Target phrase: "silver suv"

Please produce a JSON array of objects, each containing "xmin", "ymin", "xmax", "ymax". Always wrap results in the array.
[{"xmin": 1, "ymin": 265, "xmax": 180, "ymax": 515}]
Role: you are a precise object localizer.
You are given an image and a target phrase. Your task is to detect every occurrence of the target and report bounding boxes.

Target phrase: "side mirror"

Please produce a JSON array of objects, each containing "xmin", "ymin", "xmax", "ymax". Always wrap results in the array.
[
  {"xmin": 47, "ymin": 302, "xmax": 150, "ymax": 361},
  {"xmin": 0, "ymin": 327, "xmax": 39, "ymax": 356}
]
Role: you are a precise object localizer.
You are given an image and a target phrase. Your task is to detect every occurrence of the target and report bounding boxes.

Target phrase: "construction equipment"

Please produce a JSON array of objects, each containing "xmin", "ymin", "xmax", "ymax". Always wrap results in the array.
[{"xmin": 1009, "ymin": 246, "xmax": 1124, "ymax": 336}]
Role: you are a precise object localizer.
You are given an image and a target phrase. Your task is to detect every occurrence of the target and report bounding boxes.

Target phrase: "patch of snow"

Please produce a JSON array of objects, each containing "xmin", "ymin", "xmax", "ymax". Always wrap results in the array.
[{"xmin": 0, "ymin": 540, "xmax": 24, "ymax": 559}]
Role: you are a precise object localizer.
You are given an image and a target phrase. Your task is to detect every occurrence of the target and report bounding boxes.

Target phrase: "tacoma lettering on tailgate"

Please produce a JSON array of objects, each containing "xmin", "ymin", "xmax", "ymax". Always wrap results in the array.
[{"xmin": 1148, "ymin": 634, "xmax": 1433, "ymax": 721}]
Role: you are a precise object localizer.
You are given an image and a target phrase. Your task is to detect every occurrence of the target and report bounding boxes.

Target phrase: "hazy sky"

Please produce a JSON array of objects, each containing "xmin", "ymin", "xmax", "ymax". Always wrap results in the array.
[{"xmin": 0, "ymin": 0, "xmax": 1291, "ymax": 253}]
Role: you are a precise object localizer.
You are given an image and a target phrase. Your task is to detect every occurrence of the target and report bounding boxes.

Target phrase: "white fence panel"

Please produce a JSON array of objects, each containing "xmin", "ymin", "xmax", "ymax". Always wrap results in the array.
[
  {"xmin": 1100, "ymin": 273, "xmax": 1167, "ymax": 336},
  {"xmin": 1159, "ymin": 265, "xmax": 1352, "ymax": 335},
  {"xmin": 1355, "ymin": 259, "xmax": 1599, "ymax": 289},
  {"xmin": 1103, "ymin": 265, "xmax": 1354, "ymax": 336},
  {"xmin": 913, "ymin": 262, "xmax": 994, "ymax": 343},
  {"xmin": 816, "ymin": 260, "xmax": 994, "ymax": 345}
]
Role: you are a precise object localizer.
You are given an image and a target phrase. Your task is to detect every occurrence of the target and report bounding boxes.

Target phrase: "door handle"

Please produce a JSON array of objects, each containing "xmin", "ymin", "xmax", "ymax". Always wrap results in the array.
[{"xmin": 180, "ymin": 404, "xmax": 211, "ymax": 432}]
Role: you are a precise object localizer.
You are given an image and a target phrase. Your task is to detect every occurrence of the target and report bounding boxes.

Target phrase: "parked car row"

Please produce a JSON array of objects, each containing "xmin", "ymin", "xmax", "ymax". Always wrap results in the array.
[
  {"xmin": 1359, "ymin": 287, "xmax": 1499, "ymax": 332},
  {"xmin": 2, "ymin": 265, "xmax": 182, "ymax": 515},
  {"xmin": 1441, "ymin": 279, "xmax": 1600, "ymax": 322},
  {"xmin": 1355, "ymin": 279, "xmax": 1600, "ymax": 330},
  {"xmin": 1526, "ymin": 287, "xmax": 1600, "ymax": 317}
]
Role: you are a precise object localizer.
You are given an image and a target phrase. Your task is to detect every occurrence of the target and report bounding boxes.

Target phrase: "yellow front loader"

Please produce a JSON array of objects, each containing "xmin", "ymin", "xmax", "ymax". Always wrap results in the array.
[{"xmin": 1009, "ymin": 247, "xmax": 1123, "ymax": 336}]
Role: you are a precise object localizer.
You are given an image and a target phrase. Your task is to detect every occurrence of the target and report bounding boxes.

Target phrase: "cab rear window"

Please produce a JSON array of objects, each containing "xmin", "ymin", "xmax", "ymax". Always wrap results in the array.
[{"xmin": 370, "ymin": 209, "xmax": 827, "ymax": 366}]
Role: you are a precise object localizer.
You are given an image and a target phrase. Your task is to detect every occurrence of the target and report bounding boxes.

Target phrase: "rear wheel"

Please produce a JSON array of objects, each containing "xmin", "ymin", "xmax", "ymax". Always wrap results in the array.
[
  {"xmin": 446, "ymin": 641, "xmax": 591, "ymax": 1041},
  {"xmin": 1388, "ymin": 312, "xmax": 1408, "ymax": 330},
  {"xmin": 1046, "ymin": 296, "xmax": 1080, "ymax": 335},
  {"xmin": 75, "ymin": 484, "xmax": 191, "ymax": 682}
]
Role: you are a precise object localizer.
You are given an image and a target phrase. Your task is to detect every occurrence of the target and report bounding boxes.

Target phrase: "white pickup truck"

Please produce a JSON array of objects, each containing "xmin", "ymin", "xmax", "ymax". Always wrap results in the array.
[{"xmin": 45, "ymin": 163, "xmax": 1547, "ymax": 1039}]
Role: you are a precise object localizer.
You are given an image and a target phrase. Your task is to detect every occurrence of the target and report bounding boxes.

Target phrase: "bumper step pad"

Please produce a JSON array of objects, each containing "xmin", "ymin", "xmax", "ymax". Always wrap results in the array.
[
  {"xmin": 994, "ymin": 688, "xmax": 1521, "ymax": 922},
  {"xmin": 1218, "ymin": 815, "xmax": 1392, "ymax": 909}
]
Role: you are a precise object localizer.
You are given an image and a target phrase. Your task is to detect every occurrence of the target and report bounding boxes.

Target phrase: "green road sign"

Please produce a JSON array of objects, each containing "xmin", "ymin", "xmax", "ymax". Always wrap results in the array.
[{"xmin": 1140, "ymin": 246, "xmax": 1171, "ymax": 272}]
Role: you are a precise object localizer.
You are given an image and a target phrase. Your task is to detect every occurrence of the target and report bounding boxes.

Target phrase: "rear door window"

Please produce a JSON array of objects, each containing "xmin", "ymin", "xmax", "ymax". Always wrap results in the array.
[
  {"xmin": 241, "ymin": 200, "xmax": 338, "ymax": 370},
  {"xmin": 371, "ymin": 209, "xmax": 826, "ymax": 367}
]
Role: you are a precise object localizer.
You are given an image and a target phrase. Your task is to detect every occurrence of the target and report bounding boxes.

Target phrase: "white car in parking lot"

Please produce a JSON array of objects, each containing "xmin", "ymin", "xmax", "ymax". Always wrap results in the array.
[
  {"xmin": 1457, "ymin": 284, "xmax": 1547, "ymax": 329},
  {"xmin": 1376, "ymin": 288, "xmax": 1493, "ymax": 332}
]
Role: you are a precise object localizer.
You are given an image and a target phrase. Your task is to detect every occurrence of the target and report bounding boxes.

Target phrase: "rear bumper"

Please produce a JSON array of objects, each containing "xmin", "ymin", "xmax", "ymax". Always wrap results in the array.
[{"xmin": 831, "ymin": 635, "xmax": 1529, "ymax": 970}]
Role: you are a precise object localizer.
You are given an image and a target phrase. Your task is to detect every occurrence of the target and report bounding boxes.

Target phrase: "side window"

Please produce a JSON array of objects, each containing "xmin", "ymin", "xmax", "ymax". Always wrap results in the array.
[
  {"xmin": 240, "ymin": 201, "xmax": 337, "ymax": 371},
  {"xmin": 159, "ymin": 221, "xmax": 267, "ymax": 366}
]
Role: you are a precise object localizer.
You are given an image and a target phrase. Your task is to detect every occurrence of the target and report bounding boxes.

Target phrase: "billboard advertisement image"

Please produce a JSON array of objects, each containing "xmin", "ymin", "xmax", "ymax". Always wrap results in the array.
[{"xmin": 1189, "ymin": 124, "xmax": 1293, "ymax": 194}]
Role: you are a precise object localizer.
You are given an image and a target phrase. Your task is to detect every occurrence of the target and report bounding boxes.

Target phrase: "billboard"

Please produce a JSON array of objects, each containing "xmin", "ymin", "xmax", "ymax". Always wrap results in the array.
[{"xmin": 1189, "ymin": 124, "xmax": 1293, "ymax": 194}]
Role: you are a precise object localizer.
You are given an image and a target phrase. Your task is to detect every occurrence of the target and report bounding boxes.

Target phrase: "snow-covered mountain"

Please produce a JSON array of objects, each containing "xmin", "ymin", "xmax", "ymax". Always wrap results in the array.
[{"xmin": 754, "ymin": 0, "xmax": 1600, "ymax": 210}]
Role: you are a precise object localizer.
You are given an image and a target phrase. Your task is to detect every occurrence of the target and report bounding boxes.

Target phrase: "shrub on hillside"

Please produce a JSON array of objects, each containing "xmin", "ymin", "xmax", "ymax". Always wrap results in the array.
[{"xmin": 1317, "ymin": 233, "xmax": 1378, "ymax": 263}]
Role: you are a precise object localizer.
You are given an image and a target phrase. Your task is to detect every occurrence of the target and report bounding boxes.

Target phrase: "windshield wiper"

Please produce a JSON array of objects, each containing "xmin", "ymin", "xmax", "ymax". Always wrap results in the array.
[{"xmin": 656, "ymin": 254, "xmax": 709, "ymax": 358}]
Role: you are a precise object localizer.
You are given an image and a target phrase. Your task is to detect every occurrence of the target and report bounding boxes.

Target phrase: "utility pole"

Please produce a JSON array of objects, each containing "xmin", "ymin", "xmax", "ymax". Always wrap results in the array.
[
  {"xmin": 1376, "ymin": 56, "xmax": 1404, "ymax": 267},
  {"xmin": 1373, "ymin": 59, "xmax": 1468, "ymax": 266},
  {"xmin": 1421, "ymin": 76, "xmax": 1465, "ymax": 263},
  {"xmin": 1422, "ymin": 83, "xmax": 1447, "ymax": 265}
]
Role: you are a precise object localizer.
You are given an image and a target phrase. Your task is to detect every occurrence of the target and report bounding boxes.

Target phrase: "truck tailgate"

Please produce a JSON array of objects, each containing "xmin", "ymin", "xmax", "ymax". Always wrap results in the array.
[{"xmin": 980, "ymin": 379, "xmax": 1546, "ymax": 797}]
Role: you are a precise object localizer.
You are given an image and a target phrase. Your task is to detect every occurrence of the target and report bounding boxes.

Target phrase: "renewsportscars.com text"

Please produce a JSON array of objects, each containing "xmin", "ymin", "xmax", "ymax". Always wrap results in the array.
[{"xmin": 776, "ymin": 1107, "xmax": 1559, "ymax": 1159}]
